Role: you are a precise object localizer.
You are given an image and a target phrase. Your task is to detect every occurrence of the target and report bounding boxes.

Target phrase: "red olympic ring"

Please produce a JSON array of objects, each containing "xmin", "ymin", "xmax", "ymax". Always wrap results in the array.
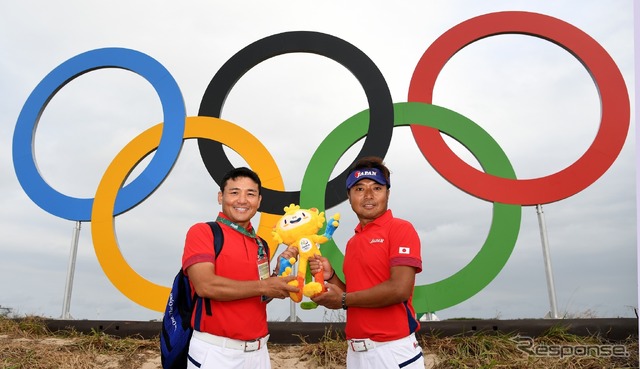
[{"xmin": 408, "ymin": 11, "xmax": 630, "ymax": 205}]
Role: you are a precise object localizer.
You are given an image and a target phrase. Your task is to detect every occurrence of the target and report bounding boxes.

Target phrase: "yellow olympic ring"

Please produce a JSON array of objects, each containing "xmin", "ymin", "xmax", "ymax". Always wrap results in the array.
[{"xmin": 91, "ymin": 116, "xmax": 284, "ymax": 311}]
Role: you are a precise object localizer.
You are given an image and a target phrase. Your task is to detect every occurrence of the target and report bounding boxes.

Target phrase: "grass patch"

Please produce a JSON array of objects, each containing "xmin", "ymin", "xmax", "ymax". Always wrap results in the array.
[
  {"xmin": 297, "ymin": 325, "xmax": 348, "ymax": 368},
  {"xmin": 0, "ymin": 316, "xmax": 637, "ymax": 368},
  {"xmin": 0, "ymin": 316, "xmax": 158, "ymax": 369},
  {"xmin": 423, "ymin": 326, "xmax": 638, "ymax": 369}
]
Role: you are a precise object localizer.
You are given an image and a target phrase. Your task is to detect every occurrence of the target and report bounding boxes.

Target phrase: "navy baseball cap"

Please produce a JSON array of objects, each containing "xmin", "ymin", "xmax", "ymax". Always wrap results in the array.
[{"xmin": 346, "ymin": 168, "xmax": 390, "ymax": 189}]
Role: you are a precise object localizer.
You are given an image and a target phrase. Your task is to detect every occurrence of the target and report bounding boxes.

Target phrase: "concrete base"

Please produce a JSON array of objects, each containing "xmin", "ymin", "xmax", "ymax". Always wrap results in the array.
[{"xmin": 40, "ymin": 318, "xmax": 638, "ymax": 344}]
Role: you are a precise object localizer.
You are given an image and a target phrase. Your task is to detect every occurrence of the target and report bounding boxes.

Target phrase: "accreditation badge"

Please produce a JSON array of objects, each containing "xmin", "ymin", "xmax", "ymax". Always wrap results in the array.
[{"xmin": 257, "ymin": 254, "xmax": 272, "ymax": 302}]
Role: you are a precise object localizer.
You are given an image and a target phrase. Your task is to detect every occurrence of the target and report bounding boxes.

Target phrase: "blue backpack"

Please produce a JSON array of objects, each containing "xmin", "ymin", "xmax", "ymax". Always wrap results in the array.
[{"xmin": 160, "ymin": 221, "xmax": 223, "ymax": 369}]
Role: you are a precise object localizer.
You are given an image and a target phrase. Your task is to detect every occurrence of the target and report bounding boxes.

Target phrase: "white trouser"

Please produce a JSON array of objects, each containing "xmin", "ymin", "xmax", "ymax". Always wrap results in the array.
[
  {"xmin": 187, "ymin": 331, "xmax": 271, "ymax": 369},
  {"xmin": 346, "ymin": 333, "xmax": 424, "ymax": 369}
]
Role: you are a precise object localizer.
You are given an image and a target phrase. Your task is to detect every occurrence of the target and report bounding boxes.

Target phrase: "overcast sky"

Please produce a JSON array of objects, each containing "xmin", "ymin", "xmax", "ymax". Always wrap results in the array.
[{"xmin": 0, "ymin": 0, "xmax": 636, "ymax": 322}]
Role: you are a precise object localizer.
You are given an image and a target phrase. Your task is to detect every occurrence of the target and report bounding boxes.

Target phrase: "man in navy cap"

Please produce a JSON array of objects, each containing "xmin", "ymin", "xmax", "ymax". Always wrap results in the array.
[{"xmin": 310, "ymin": 156, "xmax": 425, "ymax": 369}]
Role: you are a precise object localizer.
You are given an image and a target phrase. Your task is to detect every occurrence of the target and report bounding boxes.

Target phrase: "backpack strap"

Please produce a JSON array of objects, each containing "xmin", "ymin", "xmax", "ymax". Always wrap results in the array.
[
  {"xmin": 193, "ymin": 292, "xmax": 205, "ymax": 330},
  {"xmin": 258, "ymin": 236, "xmax": 270, "ymax": 260},
  {"xmin": 198, "ymin": 223, "xmax": 268, "ymax": 321},
  {"xmin": 208, "ymin": 221, "xmax": 266, "ymax": 259},
  {"xmin": 195, "ymin": 222, "xmax": 224, "ymax": 319},
  {"xmin": 207, "ymin": 221, "xmax": 224, "ymax": 260}
]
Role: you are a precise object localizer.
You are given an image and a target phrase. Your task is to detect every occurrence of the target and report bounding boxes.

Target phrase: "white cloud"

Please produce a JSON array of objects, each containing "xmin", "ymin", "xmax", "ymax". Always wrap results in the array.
[{"xmin": 0, "ymin": 0, "xmax": 635, "ymax": 321}]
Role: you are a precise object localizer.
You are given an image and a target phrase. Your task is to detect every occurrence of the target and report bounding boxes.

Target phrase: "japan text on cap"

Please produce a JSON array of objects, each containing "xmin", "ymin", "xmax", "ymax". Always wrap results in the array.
[{"xmin": 346, "ymin": 169, "xmax": 390, "ymax": 189}]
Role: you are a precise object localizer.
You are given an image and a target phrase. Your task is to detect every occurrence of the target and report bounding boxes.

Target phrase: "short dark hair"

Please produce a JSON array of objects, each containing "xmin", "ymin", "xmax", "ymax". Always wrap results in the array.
[
  {"xmin": 220, "ymin": 167, "xmax": 262, "ymax": 195},
  {"xmin": 347, "ymin": 156, "xmax": 391, "ymax": 191}
]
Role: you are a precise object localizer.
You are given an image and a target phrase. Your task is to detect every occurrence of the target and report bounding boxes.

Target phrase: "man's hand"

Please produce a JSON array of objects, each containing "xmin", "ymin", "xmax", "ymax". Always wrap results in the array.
[
  {"xmin": 260, "ymin": 275, "xmax": 299, "ymax": 299},
  {"xmin": 309, "ymin": 255, "xmax": 333, "ymax": 281},
  {"xmin": 278, "ymin": 245, "xmax": 299, "ymax": 261},
  {"xmin": 310, "ymin": 282, "xmax": 343, "ymax": 309},
  {"xmin": 274, "ymin": 246, "xmax": 299, "ymax": 275}
]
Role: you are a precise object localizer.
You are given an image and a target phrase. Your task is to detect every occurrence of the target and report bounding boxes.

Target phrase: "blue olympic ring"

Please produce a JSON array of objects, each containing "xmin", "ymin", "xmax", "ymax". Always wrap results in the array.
[{"xmin": 12, "ymin": 47, "xmax": 186, "ymax": 221}]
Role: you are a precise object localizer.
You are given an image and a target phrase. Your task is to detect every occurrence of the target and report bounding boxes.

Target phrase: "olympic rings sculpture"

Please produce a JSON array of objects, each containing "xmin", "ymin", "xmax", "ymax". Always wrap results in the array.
[{"xmin": 12, "ymin": 11, "xmax": 629, "ymax": 313}]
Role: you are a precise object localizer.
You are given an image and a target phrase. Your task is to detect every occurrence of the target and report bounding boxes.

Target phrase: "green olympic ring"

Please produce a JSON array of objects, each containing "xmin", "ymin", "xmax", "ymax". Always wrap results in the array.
[{"xmin": 300, "ymin": 102, "xmax": 521, "ymax": 312}]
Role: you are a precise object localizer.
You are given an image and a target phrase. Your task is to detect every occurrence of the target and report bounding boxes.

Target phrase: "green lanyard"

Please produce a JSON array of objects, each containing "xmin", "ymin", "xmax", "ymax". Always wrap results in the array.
[{"xmin": 216, "ymin": 216, "xmax": 266, "ymax": 259}]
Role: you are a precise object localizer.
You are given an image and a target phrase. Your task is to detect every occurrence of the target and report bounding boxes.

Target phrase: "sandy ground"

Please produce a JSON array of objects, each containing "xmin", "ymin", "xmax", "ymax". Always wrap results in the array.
[
  {"xmin": 134, "ymin": 347, "xmax": 437, "ymax": 369},
  {"xmin": 1, "ymin": 334, "xmax": 437, "ymax": 368},
  {"xmin": 136, "ymin": 348, "xmax": 437, "ymax": 369}
]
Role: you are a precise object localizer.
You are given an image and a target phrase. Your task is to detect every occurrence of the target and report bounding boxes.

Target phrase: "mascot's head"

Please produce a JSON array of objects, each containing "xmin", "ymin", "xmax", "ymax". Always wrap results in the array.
[{"xmin": 272, "ymin": 204, "xmax": 325, "ymax": 245}]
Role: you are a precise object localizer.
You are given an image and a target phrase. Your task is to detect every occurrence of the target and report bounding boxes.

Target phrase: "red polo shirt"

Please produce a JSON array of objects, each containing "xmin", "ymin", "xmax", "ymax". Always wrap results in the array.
[
  {"xmin": 343, "ymin": 209, "xmax": 422, "ymax": 341},
  {"xmin": 182, "ymin": 213, "xmax": 268, "ymax": 340}
]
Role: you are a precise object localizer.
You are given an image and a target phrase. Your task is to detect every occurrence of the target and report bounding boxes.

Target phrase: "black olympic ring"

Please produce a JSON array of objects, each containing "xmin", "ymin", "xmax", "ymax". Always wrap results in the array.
[{"xmin": 197, "ymin": 31, "xmax": 394, "ymax": 214}]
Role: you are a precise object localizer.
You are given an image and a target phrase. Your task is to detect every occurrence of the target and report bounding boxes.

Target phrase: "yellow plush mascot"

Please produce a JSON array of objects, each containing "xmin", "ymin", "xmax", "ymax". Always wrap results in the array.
[{"xmin": 272, "ymin": 204, "xmax": 340, "ymax": 303}]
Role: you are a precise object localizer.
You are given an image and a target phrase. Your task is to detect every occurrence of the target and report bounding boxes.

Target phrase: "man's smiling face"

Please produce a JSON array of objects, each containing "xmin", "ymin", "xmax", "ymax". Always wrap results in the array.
[{"xmin": 218, "ymin": 176, "xmax": 262, "ymax": 228}]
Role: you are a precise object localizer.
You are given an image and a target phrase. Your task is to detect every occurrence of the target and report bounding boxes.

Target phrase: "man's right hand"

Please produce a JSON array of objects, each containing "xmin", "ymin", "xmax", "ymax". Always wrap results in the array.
[{"xmin": 309, "ymin": 255, "xmax": 333, "ymax": 281}]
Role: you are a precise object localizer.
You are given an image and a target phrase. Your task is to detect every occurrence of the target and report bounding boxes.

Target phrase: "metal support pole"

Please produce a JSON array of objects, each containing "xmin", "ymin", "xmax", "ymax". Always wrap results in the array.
[
  {"xmin": 535, "ymin": 205, "xmax": 560, "ymax": 319},
  {"xmin": 285, "ymin": 262, "xmax": 301, "ymax": 322},
  {"xmin": 61, "ymin": 221, "xmax": 81, "ymax": 319},
  {"xmin": 287, "ymin": 299, "xmax": 299, "ymax": 322}
]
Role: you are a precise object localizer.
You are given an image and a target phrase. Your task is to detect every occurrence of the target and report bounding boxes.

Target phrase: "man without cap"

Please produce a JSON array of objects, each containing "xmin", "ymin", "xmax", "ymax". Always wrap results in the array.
[
  {"xmin": 310, "ymin": 156, "xmax": 425, "ymax": 369},
  {"xmin": 181, "ymin": 167, "xmax": 299, "ymax": 369}
]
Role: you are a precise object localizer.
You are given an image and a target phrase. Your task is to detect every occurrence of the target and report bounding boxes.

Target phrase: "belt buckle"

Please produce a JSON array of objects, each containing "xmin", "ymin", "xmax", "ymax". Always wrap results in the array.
[
  {"xmin": 244, "ymin": 339, "xmax": 261, "ymax": 352},
  {"xmin": 350, "ymin": 339, "xmax": 368, "ymax": 352}
]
